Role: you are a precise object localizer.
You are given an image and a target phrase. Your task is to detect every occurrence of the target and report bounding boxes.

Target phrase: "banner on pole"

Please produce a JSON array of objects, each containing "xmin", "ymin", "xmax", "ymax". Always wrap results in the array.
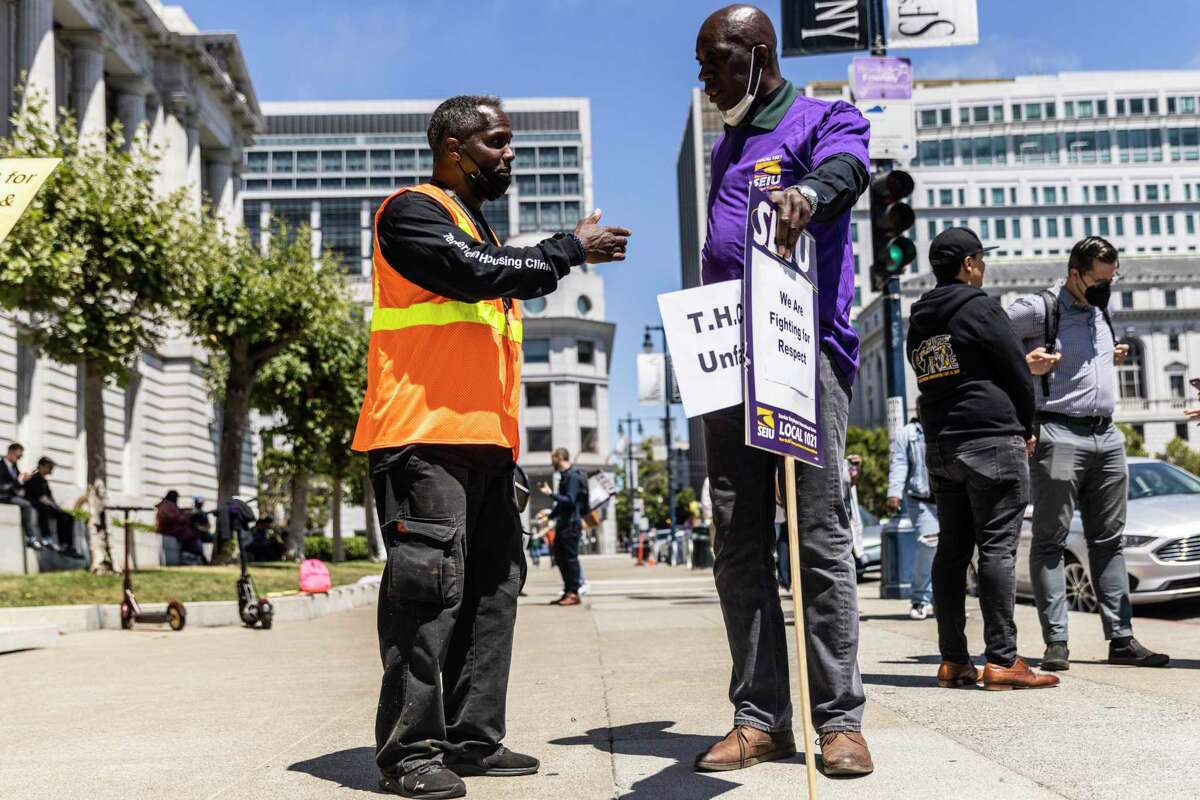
[
  {"xmin": 850, "ymin": 56, "xmax": 915, "ymax": 162},
  {"xmin": 636, "ymin": 352, "xmax": 666, "ymax": 405},
  {"xmin": 742, "ymin": 185, "xmax": 823, "ymax": 467},
  {"xmin": 0, "ymin": 158, "xmax": 61, "ymax": 244},
  {"xmin": 782, "ymin": 0, "xmax": 870, "ymax": 56},
  {"xmin": 656, "ymin": 280, "xmax": 744, "ymax": 418},
  {"xmin": 885, "ymin": 0, "xmax": 979, "ymax": 49}
]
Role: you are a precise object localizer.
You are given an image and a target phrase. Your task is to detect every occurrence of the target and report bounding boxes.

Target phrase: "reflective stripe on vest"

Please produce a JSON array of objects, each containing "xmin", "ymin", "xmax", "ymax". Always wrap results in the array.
[{"xmin": 371, "ymin": 299, "xmax": 523, "ymax": 342}]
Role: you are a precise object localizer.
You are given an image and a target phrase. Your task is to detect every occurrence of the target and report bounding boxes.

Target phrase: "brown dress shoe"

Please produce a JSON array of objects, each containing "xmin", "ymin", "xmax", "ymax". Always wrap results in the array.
[
  {"xmin": 981, "ymin": 657, "xmax": 1061, "ymax": 691},
  {"xmin": 937, "ymin": 661, "xmax": 980, "ymax": 688},
  {"xmin": 556, "ymin": 592, "xmax": 581, "ymax": 606},
  {"xmin": 694, "ymin": 726, "xmax": 795, "ymax": 772},
  {"xmin": 818, "ymin": 731, "xmax": 874, "ymax": 776}
]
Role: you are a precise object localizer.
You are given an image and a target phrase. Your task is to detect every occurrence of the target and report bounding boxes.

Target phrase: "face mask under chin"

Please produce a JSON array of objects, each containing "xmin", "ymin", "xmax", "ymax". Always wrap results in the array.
[
  {"xmin": 457, "ymin": 152, "xmax": 512, "ymax": 202},
  {"xmin": 720, "ymin": 47, "xmax": 764, "ymax": 127}
]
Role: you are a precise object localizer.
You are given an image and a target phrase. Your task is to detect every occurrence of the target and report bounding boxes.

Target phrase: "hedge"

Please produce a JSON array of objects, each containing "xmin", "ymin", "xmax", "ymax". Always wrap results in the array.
[{"xmin": 303, "ymin": 534, "xmax": 370, "ymax": 561}]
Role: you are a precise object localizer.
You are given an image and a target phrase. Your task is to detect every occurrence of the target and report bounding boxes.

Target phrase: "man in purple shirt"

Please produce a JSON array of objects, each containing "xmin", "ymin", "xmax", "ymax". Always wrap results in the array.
[{"xmin": 691, "ymin": 4, "xmax": 874, "ymax": 778}]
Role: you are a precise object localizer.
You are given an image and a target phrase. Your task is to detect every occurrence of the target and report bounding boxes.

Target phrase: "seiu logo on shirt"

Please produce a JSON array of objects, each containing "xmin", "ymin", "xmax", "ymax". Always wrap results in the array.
[{"xmin": 752, "ymin": 156, "xmax": 784, "ymax": 190}]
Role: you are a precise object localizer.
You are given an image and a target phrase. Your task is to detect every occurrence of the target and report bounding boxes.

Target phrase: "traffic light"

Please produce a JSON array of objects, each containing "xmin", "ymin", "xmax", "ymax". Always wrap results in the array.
[{"xmin": 869, "ymin": 169, "xmax": 917, "ymax": 292}]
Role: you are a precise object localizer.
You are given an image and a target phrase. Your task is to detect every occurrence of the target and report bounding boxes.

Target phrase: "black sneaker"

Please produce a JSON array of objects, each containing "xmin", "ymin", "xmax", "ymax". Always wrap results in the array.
[
  {"xmin": 448, "ymin": 745, "xmax": 540, "ymax": 777},
  {"xmin": 25, "ymin": 537, "xmax": 43, "ymax": 551},
  {"xmin": 379, "ymin": 763, "xmax": 466, "ymax": 799},
  {"xmin": 1108, "ymin": 637, "xmax": 1169, "ymax": 668},
  {"xmin": 1041, "ymin": 642, "xmax": 1070, "ymax": 671}
]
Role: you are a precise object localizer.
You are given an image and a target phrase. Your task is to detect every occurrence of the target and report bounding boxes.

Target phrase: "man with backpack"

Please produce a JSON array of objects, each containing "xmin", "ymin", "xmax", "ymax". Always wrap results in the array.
[
  {"xmin": 1006, "ymin": 236, "xmax": 1169, "ymax": 670},
  {"xmin": 541, "ymin": 447, "xmax": 587, "ymax": 606}
]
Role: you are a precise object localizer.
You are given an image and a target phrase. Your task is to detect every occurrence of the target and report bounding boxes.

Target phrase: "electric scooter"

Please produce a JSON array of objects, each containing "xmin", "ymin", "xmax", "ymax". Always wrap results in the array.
[
  {"xmin": 223, "ymin": 498, "xmax": 273, "ymax": 629},
  {"xmin": 112, "ymin": 505, "xmax": 187, "ymax": 631}
]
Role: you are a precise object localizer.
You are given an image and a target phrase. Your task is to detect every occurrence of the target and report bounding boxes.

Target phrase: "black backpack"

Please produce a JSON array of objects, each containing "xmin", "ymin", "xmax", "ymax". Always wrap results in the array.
[{"xmin": 1038, "ymin": 289, "xmax": 1116, "ymax": 398}]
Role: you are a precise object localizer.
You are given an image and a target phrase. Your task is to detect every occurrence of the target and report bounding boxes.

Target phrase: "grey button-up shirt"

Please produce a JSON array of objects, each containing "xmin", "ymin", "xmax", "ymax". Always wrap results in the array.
[{"xmin": 1005, "ymin": 282, "xmax": 1116, "ymax": 417}]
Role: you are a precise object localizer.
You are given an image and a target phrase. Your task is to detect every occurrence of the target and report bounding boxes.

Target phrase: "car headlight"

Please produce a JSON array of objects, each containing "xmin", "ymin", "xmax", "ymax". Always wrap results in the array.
[{"xmin": 1122, "ymin": 535, "xmax": 1156, "ymax": 548}]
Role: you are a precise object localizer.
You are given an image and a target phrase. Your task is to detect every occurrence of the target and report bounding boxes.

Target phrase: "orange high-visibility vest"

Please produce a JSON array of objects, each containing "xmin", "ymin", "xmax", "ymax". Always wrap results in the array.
[{"xmin": 351, "ymin": 183, "xmax": 523, "ymax": 457}]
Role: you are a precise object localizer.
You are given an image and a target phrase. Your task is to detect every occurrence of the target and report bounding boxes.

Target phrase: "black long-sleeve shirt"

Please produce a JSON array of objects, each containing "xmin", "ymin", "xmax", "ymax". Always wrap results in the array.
[
  {"xmin": 798, "ymin": 153, "xmax": 869, "ymax": 223},
  {"xmin": 376, "ymin": 185, "xmax": 587, "ymax": 303},
  {"xmin": 550, "ymin": 467, "xmax": 587, "ymax": 530}
]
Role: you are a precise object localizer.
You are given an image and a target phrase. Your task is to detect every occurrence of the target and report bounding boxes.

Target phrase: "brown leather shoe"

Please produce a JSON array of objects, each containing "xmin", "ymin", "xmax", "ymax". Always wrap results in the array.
[
  {"xmin": 555, "ymin": 592, "xmax": 581, "ymax": 606},
  {"xmin": 981, "ymin": 657, "xmax": 1061, "ymax": 691},
  {"xmin": 694, "ymin": 726, "xmax": 795, "ymax": 772},
  {"xmin": 818, "ymin": 731, "xmax": 874, "ymax": 776},
  {"xmin": 937, "ymin": 661, "xmax": 979, "ymax": 688}
]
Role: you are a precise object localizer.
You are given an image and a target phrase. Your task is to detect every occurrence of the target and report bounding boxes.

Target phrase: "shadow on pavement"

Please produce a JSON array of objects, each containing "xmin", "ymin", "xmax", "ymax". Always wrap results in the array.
[
  {"xmin": 288, "ymin": 747, "xmax": 384, "ymax": 794},
  {"xmin": 1066, "ymin": 658, "xmax": 1200, "ymax": 670},
  {"xmin": 861, "ymin": 672, "xmax": 939, "ymax": 688},
  {"xmin": 551, "ymin": 720, "xmax": 806, "ymax": 799}
]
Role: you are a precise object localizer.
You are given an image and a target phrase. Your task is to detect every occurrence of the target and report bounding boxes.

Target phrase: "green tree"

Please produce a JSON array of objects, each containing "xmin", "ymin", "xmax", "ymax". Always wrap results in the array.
[
  {"xmin": 318, "ymin": 315, "xmax": 369, "ymax": 562},
  {"xmin": 252, "ymin": 296, "xmax": 363, "ymax": 560},
  {"xmin": 845, "ymin": 426, "xmax": 891, "ymax": 518},
  {"xmin": 614, "ymin": 440, "xmax": 696, "ymax": 532},
  {"xmin": 1158, "ymin": 438, "xmax": 1200, "ymax": 477},
  {"xmin": 0, "ymin": 95, "xmax": 201, "ymax": 573},
  {"xmin": 182, "ymin": 220, "xmax": 344, "ymax": 562},
  {"xmin": 1117, "ymin": 423, "xmax": 1149, "ymax": 457}
]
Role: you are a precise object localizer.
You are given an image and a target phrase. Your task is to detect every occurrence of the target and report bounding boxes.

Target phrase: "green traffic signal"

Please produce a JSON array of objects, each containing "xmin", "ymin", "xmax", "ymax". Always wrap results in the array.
[{"xmin": 882, "ymin": 237, "xmax": 917, "ymax": 275}]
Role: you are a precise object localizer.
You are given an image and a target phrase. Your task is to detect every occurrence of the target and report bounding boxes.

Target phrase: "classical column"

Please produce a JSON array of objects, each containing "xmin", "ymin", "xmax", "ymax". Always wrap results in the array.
[
  {"xmin": 17, "ymin": 0, "xmax": 56, "ymax": 127},
  {"xmin": 65, "ymin": 31, "xmax": 106, "ymax": 148},
  {"xmin": 206, "ymin": 149, "xmax": 235, "ymax": 225},
  {"xmin": 113, "ymin": 80, "xmax": 149, "ymax": 149},
  {"xmin": 184, "ymin": 112, "xmax": 202, "ymax": 209}
]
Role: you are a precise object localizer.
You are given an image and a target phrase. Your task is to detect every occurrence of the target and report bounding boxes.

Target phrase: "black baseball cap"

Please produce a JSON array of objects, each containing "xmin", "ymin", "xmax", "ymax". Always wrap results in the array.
[{"xmin": 928, "ymin": 227, "xmax": 998, "ymax": 271}]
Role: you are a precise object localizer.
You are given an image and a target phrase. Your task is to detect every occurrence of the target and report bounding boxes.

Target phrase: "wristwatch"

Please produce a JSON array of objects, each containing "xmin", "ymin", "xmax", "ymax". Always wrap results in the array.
[{"xmin": 793, "ymin": 184, "xmax": 820, "ymax": 217}]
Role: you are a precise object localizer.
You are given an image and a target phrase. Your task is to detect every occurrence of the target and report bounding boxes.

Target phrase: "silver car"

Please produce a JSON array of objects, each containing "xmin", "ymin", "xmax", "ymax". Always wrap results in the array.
[{"xmin": 982, "ymin": 458, "xmax": 1200, "ymax": 610}]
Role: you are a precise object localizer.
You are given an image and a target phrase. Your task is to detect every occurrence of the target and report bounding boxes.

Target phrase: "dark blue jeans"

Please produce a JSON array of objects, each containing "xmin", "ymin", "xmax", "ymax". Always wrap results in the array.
[
  {"xmin": 927, "ymin": 435, "xmax": 1029, "ymax": 667},
  {"xmin": 702, "ymin": 350, "xmax": 864, "ymax": 734}
]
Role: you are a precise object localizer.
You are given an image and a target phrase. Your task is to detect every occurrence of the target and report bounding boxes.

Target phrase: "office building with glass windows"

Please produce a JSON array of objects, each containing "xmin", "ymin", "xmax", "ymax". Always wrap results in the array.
[{"xmin": 241, "ymin": 98, "xmax": 593, "ymax": 304}]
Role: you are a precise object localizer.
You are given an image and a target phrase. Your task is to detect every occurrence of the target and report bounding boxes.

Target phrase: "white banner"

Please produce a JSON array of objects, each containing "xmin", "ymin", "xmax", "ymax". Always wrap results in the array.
[
  {"xmin": 886, "ymin": 0, "xmax": 979, "ymax": 49},
  {"xmin": 656, "ymin": 280, "xmax": 743, "ymax": 418},
  {"xmin": 637, "ymin": 352, "xmax": 666, "ymax": 405},
  {"xmin": 857, "ymin": 98, "xmax": 916, "ymax": 162}
]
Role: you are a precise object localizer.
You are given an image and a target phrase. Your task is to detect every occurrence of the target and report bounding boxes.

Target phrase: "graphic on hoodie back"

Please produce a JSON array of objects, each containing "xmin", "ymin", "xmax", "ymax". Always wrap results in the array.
[{"xmin": 911, "ymin": 334, "xmax": 960, "ymax": 383}]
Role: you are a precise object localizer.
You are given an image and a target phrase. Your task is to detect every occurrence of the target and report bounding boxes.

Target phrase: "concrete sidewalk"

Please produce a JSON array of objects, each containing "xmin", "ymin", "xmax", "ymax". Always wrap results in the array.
[{"xmin": 2, "ymin": 555, "xmax": 1198, "ymax": 799}]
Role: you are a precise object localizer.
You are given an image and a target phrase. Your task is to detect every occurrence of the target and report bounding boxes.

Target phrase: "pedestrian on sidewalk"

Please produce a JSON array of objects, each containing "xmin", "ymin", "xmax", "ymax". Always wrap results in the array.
[
  {"xmin": 1006, "ymin": 236, "xmax": 1169, "ymax": 670},
  {"xmin": 908, "ymin": 228, "xmax": 1058, "ymax": 692},
  {"xmin": 691, "ymin": 4, "xmax": 874, "ymax": 776},
  {"xmin": 352, "ymin": 95, "xmax": 631, "ymax": 799},
  {"xmin": 886, "ymin": 418, "xmax": 938, "ymax": 620},
  {"xmin": 540, "ymin": 447, "xmax": 587, "ymax": 606}
]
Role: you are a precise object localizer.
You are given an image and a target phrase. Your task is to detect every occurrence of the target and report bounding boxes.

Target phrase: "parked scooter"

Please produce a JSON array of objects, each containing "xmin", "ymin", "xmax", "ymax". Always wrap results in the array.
[
  {"xmin": 220, "ymin": 497, "xmax": 273, "ymax": 629},
  {"xmin": 112, "ymin": 505, "xmax": 186, "ymax": 631}
]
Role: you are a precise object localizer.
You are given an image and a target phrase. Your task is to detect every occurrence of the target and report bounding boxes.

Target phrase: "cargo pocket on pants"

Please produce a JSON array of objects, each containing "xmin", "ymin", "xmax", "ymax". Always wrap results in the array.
[{"xmin": 386, "ymin": 516, "xmax": 462, "ymax": 607}]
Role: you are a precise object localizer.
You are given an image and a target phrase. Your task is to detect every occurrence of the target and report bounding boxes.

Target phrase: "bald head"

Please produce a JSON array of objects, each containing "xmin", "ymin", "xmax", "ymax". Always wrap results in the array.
[
  {"xmin": 699, "ymin": 4, "xmax": 778, "ymax": 53},
  {"xmin": 695, "ymin": 4, "xmax": 782, "ymax": 114}
]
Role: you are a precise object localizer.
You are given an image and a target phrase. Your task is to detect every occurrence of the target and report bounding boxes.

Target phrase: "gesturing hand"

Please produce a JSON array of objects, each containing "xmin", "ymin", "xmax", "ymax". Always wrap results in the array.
[
  {"xmin": 1025, "ymin": 347, "xmax": 1062, "ymax": 376},
  {"xmin": 1114, "ymin": 343, "xmax": 1130, "ymax": 365},
  {"xmin": 538, "ymin": 482, "xmax": 553, "ymax": 497},
  {"xmin": 1026, "ymin": 435, "xmax": 1038, "ymax": 458},
  {"xmin": 574, "ymin": 209, "xmax": 632, "ymax": 264},
  {"xmin": 767, "ymin": 187, "xmax": 814, "ymax": 261}
]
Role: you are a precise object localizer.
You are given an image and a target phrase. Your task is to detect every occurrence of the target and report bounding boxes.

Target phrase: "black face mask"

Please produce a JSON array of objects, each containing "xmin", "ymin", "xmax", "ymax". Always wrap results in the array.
[
  {"xmin": 1082, "ymin": 278, "xmax": 1112, "ymax": 309},
  {"xmin": 457, "ymin": 150, "xmax": 511, "ymax": 202}
]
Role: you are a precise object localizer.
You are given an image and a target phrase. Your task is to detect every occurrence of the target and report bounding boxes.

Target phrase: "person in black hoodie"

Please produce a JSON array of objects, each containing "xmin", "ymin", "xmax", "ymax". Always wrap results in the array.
[{"xmin": 906, "ymin": 228, "xmax": 1057, "ymax": 692}]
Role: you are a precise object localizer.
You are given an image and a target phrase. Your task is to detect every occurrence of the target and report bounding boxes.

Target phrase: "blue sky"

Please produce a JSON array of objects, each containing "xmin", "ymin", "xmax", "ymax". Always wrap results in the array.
[{"xmin": 190, "ymin": 0, "xmax": 1200, "ymax": 452}]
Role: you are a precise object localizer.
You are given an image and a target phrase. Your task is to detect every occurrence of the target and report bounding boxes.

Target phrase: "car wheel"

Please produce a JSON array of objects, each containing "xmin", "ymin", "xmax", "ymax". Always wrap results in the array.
[
  {"xmin": 1063, "ymin": 558, "xmax": 1098, "ymax": 613},
  {"xmin": 966, "ymin": 563, "xmax": 979, "ymax": 598}
]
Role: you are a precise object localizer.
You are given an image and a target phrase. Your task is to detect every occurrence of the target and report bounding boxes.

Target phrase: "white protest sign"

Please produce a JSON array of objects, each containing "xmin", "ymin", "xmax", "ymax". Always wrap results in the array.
[
  {"xmin": 0, "ymin": 158, "xmax": 61, "ymax": 244},
  {"xmin": 656, "ymin": 279, "xmax": 743, "ymax": 418}
]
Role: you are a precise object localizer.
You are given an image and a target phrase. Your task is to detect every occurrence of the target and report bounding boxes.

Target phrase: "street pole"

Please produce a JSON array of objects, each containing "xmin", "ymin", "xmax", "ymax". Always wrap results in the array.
[{"xmin": 645, "ymin": 325, "xmax": 676, "ymax": 540}]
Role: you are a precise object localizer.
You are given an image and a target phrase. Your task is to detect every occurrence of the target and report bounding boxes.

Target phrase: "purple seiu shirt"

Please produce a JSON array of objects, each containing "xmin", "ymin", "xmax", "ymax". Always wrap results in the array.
[{"xmin": 702, "ymin": 95, "xmax": 870, "ymax": 385}]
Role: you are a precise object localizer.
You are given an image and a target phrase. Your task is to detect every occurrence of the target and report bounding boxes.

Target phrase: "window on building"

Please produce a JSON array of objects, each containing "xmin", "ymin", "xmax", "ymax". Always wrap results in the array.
[
  {"xmin": 419, "ymin": 150, "xmax": 434, "ymax": 172},
  {"xmin": 579, "ymin": 383, "xmax": 596, "ymax": 409},
  {"xmin": 1097, "ymin": 216, "xmax": 1110, "ymax": 236},
  {"xmin": 1117, "ymin": 340, "xmax": 1146, "ymax": 400},
  {"xmin": 1115, "ymin": 216, "xmax": 1125, "ymax": 235},
  {"xmin": 958, "ymin": 188, "xmax": 966, "ymax": 205},
  {"xmin": 246, "ymin": 152, "xmax": 269, "ymax": 173},
  {"xmin": 540, "ymin": 202, "xmax": 563, "ymax": 230},
  {"xmin": 1117, "ymin": 129, "xmax": 1165, "ymax": 163},
  {"xmin": 576, "ymin": 295, "xmax": 593, "ymax": 316},
  {"xmin": 523, "ymin": 296, "xmax": 547, "ymax": 314},
  {"xmin": 980, "ymin": 219, "xmax": 990, "ymax": 238},
  {"xmin": 1150, "ymin": 216, "xmax": 1161, "ymax": 235},
  {"xmin": 1042, "ymin": 186, "xmax": 1056, "ymax": 204},
  {"xmin": 526, "ymin": 383, "xmax": 551, "ymax": 407},
  {"xmin": 321, "ymin": 151, "xmax": 343, "ymax": 171},
  {"xmin": 1165, "ymin": 289, "xmax": 1178, "ymax": 307},
  {"xmin": 577, "ymin": 339, "xmax": 595, "ymax": 364},
  {"xmin": 1169, "ymin": 333, "xmax": 1181, "ymax": 351},
  {"xmin": 1135, "ymin": 216, "xmax": 1145, "ymax": 236},
  {"xmin": 1188, "ymin": 215, "xmax": 1197, "ymax": 235},
  {"xmin": 527, "ymin": 427, "xmax": 553, "ymax": 452},
  {"xmin": 272, "ymin": 152, "xmax": 294, "ymax": 172},
  {"xmin": 995, "ymin": 218, "xmax": 1007, "ymax": 239},
  {"xmin": 1176, "ymin": 422, "xmax": 1191, "ymax": 442},
  {"xmin": 991, "ymin": 187, "xmax": 1005, "ymax": 206},
  {"xmin": 1065, "ymin": 130, "xmax": 1112, "ymax": 163},
  {"xmin": 927, "ymin": 220, "xmax": 937, "ymax": 238},
  {"xmin": 1047, "ymin": 218, "xmax": 1059, "ymax": 237},
  {"xmin": 370, "ymin": 150, "xmax": 391, "ymax": 171},
  {"xmin": 394, "ymin": 150, "xmax": 416, "ymax": 171},
  {"xmin": 1032, "ymin": 218, "xmax": 1042, "ymax": 238},
  {"xmin": 1084, "ymin": 217, "xmax": 1093, "ymax": 236},
  {"xmin": 581, "ymin": 426, "xmax": 599, "ymax": 454},
  {"xmin": 562, "ymin": 173, "xmax": 581, "ymax": 194},
  {"xmin": 1121, "ymin": 290, "xmax": 1134, "ymax": 309},
  {"xmin": 540, "ymin": 174, "xmax": 561, "ymax": 195},
  {"xmin": 516, "ymin": 174, "xmax": 538, "ymax": 196},
  {"xmin": 296, "ymin": 151, "xmax": 319, "ymax": 172},
  {"xmin": 524, "ymin": 338, "xmax": 550, "ymax": 364},
  {"xmin": 515, "ymin": 147, "xmax": 536, "ymax": 168},
  {"xmin": 939, "ymin": 189, "xmax": 953, "ymax": 206},
  {"xmin": 561, "ymin": 147, "xmax": 580, "ymax": 167},
  {"xmin": 1167, "ymin": 215, "xmax": 1176, "ymax": 235},
  {"xmin": 1169, "ymin": 371, "xmax": 1186, "ymax": 399},
  {"xmin": 1012, "ymin": 218, "xmax": 1021, "ymax": 237},
  {"xmin": 538, "ymin": 148, "xmax": 561, "ymax": 168},
  {"xmin": 519, "ymin": 202, "xmax": 538, "ymax": 232},
  {"xmin": 345, "ymin": 151, "xmax": 367, "ymax": 172},
  {"xmin": 563, "ymin": 201, "xmax": 581, "ymax": 221}
]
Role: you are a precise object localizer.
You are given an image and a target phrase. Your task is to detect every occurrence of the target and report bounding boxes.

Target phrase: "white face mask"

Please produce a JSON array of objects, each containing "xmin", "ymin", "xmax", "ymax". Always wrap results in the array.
[{"xmin": 720, "ymin": 46, "xmax": 764, "ymax": 127}]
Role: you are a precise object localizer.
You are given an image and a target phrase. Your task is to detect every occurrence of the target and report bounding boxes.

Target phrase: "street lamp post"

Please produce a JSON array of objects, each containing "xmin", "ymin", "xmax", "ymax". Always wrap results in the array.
[{"xmin": 644, "ymin": 325, "xmax": 676, "ymax": 539}]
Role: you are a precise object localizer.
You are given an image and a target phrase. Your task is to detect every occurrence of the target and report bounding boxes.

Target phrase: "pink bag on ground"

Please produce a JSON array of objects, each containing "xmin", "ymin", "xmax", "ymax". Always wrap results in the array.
[{"xmin": 299, "ymin": 558, "xmax": 332, "ymax": 593}]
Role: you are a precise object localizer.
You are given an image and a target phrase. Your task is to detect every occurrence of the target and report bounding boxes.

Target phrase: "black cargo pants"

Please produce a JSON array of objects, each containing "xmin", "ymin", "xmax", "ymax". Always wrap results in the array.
[{"xmin": 371, "ymin": 446, "xmax": 526, "ymax": 775}]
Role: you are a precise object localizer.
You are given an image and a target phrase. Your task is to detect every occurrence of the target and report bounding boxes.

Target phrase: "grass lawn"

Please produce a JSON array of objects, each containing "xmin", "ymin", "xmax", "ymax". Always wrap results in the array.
[{"xmin": 0, "ymin": 561, "xmax": 385, "ymax": 608}]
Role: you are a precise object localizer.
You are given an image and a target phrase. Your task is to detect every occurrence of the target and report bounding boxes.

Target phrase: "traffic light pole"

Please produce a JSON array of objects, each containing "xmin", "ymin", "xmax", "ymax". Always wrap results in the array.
[{"xmin": 645, "ymin": 324, "xmax": 676, "ymax": 538}]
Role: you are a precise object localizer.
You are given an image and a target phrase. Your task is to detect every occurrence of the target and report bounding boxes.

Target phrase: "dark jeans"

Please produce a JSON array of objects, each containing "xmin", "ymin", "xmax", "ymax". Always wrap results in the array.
[
  {"xmin": 553, "ymin": 523, "xmax": 582, "ymax": 594},
  {"xmin": 702, "ymin": 349, "xmax": 864, "ymax": 734},
  {"xmin": 371, "ymin": 447, "xmax": 526, "ymax": 775},
  {"xmin": 36, "ymin": 503, "xmax": 76, "ymax": 550},
  {"xmin": 926, "ymin": 435, "xmax": 1029, "ymax": 667}
]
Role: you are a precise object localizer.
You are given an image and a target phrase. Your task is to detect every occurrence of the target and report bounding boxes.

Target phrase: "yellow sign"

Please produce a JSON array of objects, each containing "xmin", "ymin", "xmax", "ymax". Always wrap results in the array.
[{"xmin": 0, "ymin": 157, "xmax": 61, "ymax": 244}]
